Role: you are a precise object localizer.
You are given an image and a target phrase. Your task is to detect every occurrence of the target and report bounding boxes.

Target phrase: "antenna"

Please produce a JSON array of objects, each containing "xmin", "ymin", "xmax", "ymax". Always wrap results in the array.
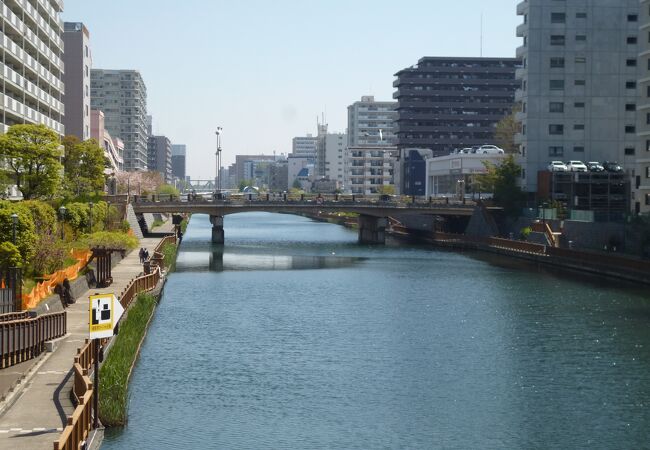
[{"xmin": 480, "ymin": 11, "xmax": 483, "ymax": 58}]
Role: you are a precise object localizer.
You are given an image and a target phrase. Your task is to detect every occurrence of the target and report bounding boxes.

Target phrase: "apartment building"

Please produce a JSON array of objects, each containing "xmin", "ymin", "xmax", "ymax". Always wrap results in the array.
[
  {"xmin": 516, "ymin": 0, "xmax": 639, "ymax": 193},
  {"xmin": 347, "ymin": 96, "xmax": 397, "ymax": 147},
  {"xmin": 393, "ymin": 57, "xmax": 518, "ymax": 156},
  {"xmin": 147, "ymin": 135, "xmax": 172, "ymax": 183},
  {"xmin": 171, "ymin": 144, "xmax": 186, "ymax": 180},
  {"xmin": 90, "ymin": 69, "xmax": 148, "ymax": 171},
  {"xmin": 90, "ymin": 109, "xmax": 123, "ymax": 173},
  {"xmin": 0, "ymin": 0, "xmax": 65, "ymax": 135},
  {"xmin": 346, "ymin": 146, "xmax": 398, "ymax": 195},
  {"xmin": 636, "ymin": 0, "xmax": 650, "ymax": 213},
  {"xmin": 315, "ymin": 124, "xmax": 346, "ymax": 185},
  {"xmin": 62, "ymin": 22, "xmax": 91, "ymax": 140},
  {"xmin": 291, "ymin": 134, "xmax": 318, "ymax": 161}
]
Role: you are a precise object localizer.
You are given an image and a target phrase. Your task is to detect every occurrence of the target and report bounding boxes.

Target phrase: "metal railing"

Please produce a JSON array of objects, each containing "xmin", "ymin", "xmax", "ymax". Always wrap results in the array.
[{"xmin": 0, "ymin": 311, "xmax": 66, "ymax": 369}]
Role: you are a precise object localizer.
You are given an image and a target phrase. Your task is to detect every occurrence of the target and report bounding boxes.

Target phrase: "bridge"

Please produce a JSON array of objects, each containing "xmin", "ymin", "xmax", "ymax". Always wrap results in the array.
[{"xmin": 132, "ymin": 196, "xmax": 479, "ymax": 244}]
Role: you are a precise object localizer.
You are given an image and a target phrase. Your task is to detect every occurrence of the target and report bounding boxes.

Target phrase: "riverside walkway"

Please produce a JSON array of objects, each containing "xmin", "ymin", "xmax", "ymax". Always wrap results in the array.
[{"xmin": 0, "ymin": 224, "xmax": 173, "ymax": 450}]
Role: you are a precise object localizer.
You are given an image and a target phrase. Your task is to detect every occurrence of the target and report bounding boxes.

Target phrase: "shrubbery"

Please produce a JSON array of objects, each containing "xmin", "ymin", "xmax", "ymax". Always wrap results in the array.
[{"xmin": 76, "ymin": 231, "xmax": 138, "ymax": 251}]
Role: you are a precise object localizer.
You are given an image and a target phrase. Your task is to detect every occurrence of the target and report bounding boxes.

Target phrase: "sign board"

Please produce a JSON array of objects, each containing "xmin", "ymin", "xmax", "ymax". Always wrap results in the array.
[{"xmin": 89, "ymin": 293, "xmax": 124, "ymax": 339}]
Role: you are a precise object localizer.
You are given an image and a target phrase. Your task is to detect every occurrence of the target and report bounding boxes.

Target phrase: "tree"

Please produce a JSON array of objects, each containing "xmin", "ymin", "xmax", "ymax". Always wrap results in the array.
[
  {"xmin": 377, "ymin": 184, "xmax": 395, "ymax": 196},
  {"xmin": 292, "ymin": 179, "xmax": 302, "ymax": 189},
  {"xmin": 157, "ymin": 184, "xmax": 180, "ymax": 197},
  {"xmin": 0, "ymin": 242, "xmax": 22, "ymax": 269},
  {"xmin": 494, "ymin": 105, "xmax": 521, "ymax": 154},
  {"xmin": 0, "ymin": 124, "xmax": 62, "ymax": 199},
  {"xmin": 480, "ymin": 155, "xmax": 525, "ymax": 216},
  {"xmin": 0, "ymin": 203, "xmax": 38, "ymax": 264},
  {"xmin": 62, "ymin": 136, "xmax": 106, "ymax": 197},
  {"xmin": 115, "ymin": 171, "xmax": 163, "ymax": 195}
]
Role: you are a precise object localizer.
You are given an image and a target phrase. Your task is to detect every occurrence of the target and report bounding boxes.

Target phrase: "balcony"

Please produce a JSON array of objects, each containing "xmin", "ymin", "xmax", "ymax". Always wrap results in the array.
[
  {"xmin": 516, "ymin": 23, "xmax": 527, "ymax": 38},
  {"xmin": 515, "ymin": 89, "xmax": 524, "ymax": 102},
  {"xmin": 516, "ymin": 45, "xmax": 526, "ymax": 59},
  {"xmin": 515, "ymin": 67, "xmax": 526, "ymax": 80},
  {"xmin": 516, "ymin": 1, "xmax": 528, "ymax": 15}
]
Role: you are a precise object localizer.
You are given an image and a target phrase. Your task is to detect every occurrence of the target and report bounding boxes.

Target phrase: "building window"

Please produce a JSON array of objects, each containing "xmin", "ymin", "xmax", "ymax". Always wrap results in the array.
[
  {"xmin": 548, "ymin": 146, "xmax": 564, "ymax": 157},
  {"xmin": 625, "ymin": 147, "xmax": 635, "ymax": 156},
  {"xmin": 574, "ymin": 124, "xmax": 585, "ymax": 130},
  {"xmin": 550, "ymin": 35, "xmax": 565, "ymax": 46},
  {"xmin": 628, "ymin": 14, "xmax": 638, "ymax": 22},
  {"xmin": 628, "ymin": 36, "xmax": 638, "ymax": 44},
  {"xmin": 574, "ymin": 102, "xmax": 585, "ymax": 108},
  {"xmin": 627, "ymin": 59, "xmax": 637, "ymax": 67},
  {"xmin": 551, "ymin": 12, "xmax": 566, "ymax": 23},
  {"xmin": 550, "ymin": 57, "xmax": 565, "ymax": 68},
  {"xmin": 576, "ymin": 35, "xmax": 586, "ymax": 42},
  {"xmin": 576, "ymin": 12, "xmax": 587, "ymax": 19},
  {"xmin": 549, "ymin": 124, "xmax": 564, "ymax": 135},
  {"xmin": 574, "ymin": 146, "xmax": 584, "ymax": 153},
  {"xmin": 550, "ymin": 80, "xmax": 565, "ymax": 90},
  {"xmin": 646, "ymin": 139, "xmax": 650, "ymax": 151},
  {"xmin": 647, "ymin": 167, "xmax": 650, "ymax": 178},
  {"xmin": 647, "ymin": 112, "xmax": 650, "ymax": 124},
  {"xmin": 575, "ymin": 80, "xmax": 586, "ymax": 86},
  {"xmin": 549, "ymin": 102, "xmax": 564, "ymax": 112},
  {"xmin": 627, "ymin": 81, "xmax": 637, "ymax": 89},
  {"xmin": 646, "ymin": 194, "xmax": 650, "ymax": 206},
  {"xmin": 625, "ymin": 125, "xmax": 636, "ymax": 133},
  {"xmin": 575, "ymin": 56, "xmax": 586, "ymax": 64}
]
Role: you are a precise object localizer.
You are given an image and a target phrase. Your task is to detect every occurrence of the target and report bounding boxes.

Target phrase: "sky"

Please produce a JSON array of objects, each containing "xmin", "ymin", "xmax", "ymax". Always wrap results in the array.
[{"xmin": 62, "ymin": 0, "xmax": 521, "ymax": 179}]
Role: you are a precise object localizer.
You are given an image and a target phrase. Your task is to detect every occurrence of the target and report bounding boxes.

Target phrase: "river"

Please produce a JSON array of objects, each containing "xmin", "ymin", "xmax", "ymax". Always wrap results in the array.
[{"xmin": 102, "ymin": 212, "xmax": 650, "ymax": 449}]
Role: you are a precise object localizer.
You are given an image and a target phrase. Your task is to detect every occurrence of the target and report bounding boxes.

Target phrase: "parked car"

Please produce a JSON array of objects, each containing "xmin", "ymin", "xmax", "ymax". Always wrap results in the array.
[
  {"xmin": 566, "ymin": 160, "xmax": 588, "ymax": 172},
  {"xmin": 477, "ymin": 145, "xmax": 505, "ymax": 154},
  {"xmin": 603, "ymin": 161, "xmax": 624, "ymax": 173},
  {"xmin": 548, "ymin": 161, "xmax": 568, "ymax": 172},
  {"xmin": 586, "ymin": 161, "xmax": 605, "ymax": 172}
]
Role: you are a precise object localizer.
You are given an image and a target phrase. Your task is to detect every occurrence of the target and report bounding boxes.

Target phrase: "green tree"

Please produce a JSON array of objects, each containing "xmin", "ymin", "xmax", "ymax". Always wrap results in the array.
[
  {"xmin": 292, "ymin": 179, "xmax": 302, "ymax": 189},
  {"xmin": 0, "ymin": 242, "xmax": 22, "ymax": 269},
  {"xmin": 0, "ymin": 124, "xmax": 62, "ymax": 199},
  {"xmin": 156, "ymin": 184, "xmax": 180, "ymax": 197},
  {"xmin": 22, "ymin": 200, "xmax": 57, "ymax": 234},
  {"xmin": 480, "ymin": 155, "xmax": 525, "ymax": 216},
  {"xmin": 0, "ymin": 203, "xmax": 38, "ymax": 264},
  {"xmin": 62, "ymin": 136, "xmax": 106, "ymax": 197},
  {"xmin": 377, "ymin": 185, "xmax": 395, "ymax": 195},
  {"xmin": 494, "ymin": 105, "xmax": 521, "ymax": 154}
]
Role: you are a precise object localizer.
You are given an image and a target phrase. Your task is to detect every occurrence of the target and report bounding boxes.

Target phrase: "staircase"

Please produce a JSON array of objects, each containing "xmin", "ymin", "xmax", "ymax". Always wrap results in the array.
[{"xmin": 125, "ymin": 203, "xmax": 144, "ymax": 239}]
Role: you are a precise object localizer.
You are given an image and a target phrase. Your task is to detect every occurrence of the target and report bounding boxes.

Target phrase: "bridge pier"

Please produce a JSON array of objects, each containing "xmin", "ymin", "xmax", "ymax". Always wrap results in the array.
[
  {"xmin": 358, "ymin": 215, "xmax": 387, "ymax": 245},
  {"xmin": 210, "ymin": 215, "xmax": 224, "ymax": 244}
]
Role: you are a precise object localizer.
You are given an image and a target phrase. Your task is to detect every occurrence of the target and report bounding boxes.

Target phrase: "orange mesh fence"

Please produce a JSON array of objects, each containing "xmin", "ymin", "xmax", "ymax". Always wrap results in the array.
[{"xmin": 21, "ymin": 249, "xmax": 93, "ymax": 310}]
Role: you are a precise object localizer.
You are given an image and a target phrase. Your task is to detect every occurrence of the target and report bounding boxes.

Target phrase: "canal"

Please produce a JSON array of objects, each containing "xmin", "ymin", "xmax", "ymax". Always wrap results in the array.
[{"xmin": 103, "ymin": 213, "xmax": 650, "ymax": 449}]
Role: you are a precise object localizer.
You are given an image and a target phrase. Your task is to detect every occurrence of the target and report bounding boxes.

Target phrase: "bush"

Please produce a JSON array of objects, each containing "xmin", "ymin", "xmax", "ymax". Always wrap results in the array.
[
  {"xmin": 76, "ymin": 231, "xmax": 138, "ymax": 251},
  {"xmin": 22, "ymin": 200, "xmax": 57, "ymax": 234},
  {"xmin": 156, "ymin": 184, "xmax": 179, "ymax": 197},
  {"xmin": 520, "ymin": 226, "xmax": 532, "ymax": 240},
  {"xmin": 161, "ymin": 242, "xmax": 177, "ymax": 268},
  {"xmin": 0, "ymin": 202, "xmax": 37, "ymax": 263},
  {"xmin": 63, "ymin": 201, "xmax": 109, "ymax": 236},
  {"xmin": 31, "ymin": 230, "xmax": 67, "ymax": 276},
  {"xmin": 0, "ymin": 242, "xmax": 22, "ymax": 269}
]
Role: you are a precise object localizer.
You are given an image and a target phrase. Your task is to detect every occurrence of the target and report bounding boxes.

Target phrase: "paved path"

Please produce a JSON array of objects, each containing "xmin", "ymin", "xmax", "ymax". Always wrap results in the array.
[{"xmin": 0, "ymin": 225, "xmax": 173, "ymax": 450}]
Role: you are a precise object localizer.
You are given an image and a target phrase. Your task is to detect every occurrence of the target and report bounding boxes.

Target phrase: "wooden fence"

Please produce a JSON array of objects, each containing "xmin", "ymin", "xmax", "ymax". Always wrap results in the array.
[{"xmin": 0, "ymin": 312, "xmax": 67, "ymax": 369}]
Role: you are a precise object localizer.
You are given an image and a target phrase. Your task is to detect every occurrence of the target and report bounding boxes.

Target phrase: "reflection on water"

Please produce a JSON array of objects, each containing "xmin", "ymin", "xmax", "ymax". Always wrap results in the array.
[{"xmin": 175, "ymin": 247, "xmax": 363, "ymax": 272}]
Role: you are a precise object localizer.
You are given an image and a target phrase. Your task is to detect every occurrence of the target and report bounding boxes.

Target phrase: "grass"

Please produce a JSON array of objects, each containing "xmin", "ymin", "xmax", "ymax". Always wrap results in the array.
[
  {"xmin": 98, "ymin": 293, "xmax": 157, "ymax": 426},
  {"xmin": 161, "ymin": 242, "xmax": 177, "ymax": 270},
  {"xmin": 151, "ymin": 219, "xmax": 164, "ymax": 229}
]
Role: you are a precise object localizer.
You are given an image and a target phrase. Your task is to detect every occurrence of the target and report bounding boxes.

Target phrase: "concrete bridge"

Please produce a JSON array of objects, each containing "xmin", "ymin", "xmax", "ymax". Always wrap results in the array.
[{"xmin": 132, "ymin": 197, "xmax": 477, "ymax": 244}]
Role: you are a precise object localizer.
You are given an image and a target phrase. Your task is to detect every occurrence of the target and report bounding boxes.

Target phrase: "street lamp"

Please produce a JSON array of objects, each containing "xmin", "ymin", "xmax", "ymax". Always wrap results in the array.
[
  {"xmin": 88, "ymin": 202, "xmax": 94, "ymax": 234},
  {"xmin": 11, "ymin": 213, "xmax": 18, "ymax": 245},
  {"xmin": 215, "ymin": 127, "xmax": 223, "ymax": 197},
  {"xmin": 106, "ymin": 201, "xmax": 111, "ymax": 230},
  {"xmin": 59, "ymin": 206, "xmax": 66, "ymax": 240}
]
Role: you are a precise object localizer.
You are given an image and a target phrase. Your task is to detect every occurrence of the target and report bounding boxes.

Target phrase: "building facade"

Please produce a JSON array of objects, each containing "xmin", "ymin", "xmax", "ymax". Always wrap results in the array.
[
  {"xmin": 291, "ymin": 134, "xmax": 318, "ymax": 161},
  {"xmin": 315, "ymin": 123, "xmax": 346, "ymax": 185},
  {"xmin": 345, "ymin": 146, "xmax": 398, "ymax": 194},
  {"xmin": 0, "ymin": 0, "xmax": 65, "ymax": 135},
  {"xmin": 516, "ymin": 0, "xmax": 639, "ymax": 193},
  {"xmin": 90, "ymin": 109, "xmax": 123, "ymax": 172},
  {"xmin": 147, "ymin": 135, "xmax": 172, "ymax": 183},
  {"xmin": 393, "ymin": 57, "xmax": 519, "ymax": 156},
  {"xmin": 425, "ymin": 153, "xmax": 507, "ymax": 198},
  {"xmin": 90, "ymin": 69, "xmax": 148, "ymax": 171},
  {"xmin": 62, "ymin": 22, "xmax": 91, "ymax": 140},
  {"xmin": 636, "ymin": 0, "xmax": 650, "ymax": 213},
  {"xmin": 347, "ymin": 96, "xmax": 397, "ymax": 147},
  {"xmin": 171, "ymin": 144, "xmax": 186, "ymax": 180}
]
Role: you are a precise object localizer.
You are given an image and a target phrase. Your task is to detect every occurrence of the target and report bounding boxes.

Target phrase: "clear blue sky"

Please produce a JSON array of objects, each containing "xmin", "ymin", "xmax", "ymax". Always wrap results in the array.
[{"xmin": 63, "ymin": 0, "xmax": 521, "ymax": 179}]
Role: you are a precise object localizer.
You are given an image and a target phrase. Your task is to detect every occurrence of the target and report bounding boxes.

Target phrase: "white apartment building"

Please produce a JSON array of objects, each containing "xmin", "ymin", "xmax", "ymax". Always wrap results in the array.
[
  {"xmin": 0, "ymin": 0, "xmax": 65, "ymax": 136},
  {"xmin": 291, "ymin": 134, "xmax": 317, "ymax": 161},
  {"xmin": 346, "ymin": 146, "xmax": 398, "ymax": 195},
  {"xmin": 62, "ymin": 21, "xmax": 91, "ymax": 140},
  {"xmin": 316, "ymin": 128, "xmax": 346, "ymax": 185},
  {"xmin": 347, "ymin": 96, "xmax": 397, "ymax": 147},
  {"xmin": 636, "ymin": 0, "xmax": 650, "ymax": 213},
  {"xmin": 515, "ymin": 0, "xmax": 639, "ymax": 193}
]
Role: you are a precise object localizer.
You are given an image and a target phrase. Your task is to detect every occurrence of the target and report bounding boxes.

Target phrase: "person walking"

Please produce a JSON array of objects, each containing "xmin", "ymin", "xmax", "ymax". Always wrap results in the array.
[{"xmin": 139, "ymin": 247, "xmax": 144, "ymax": 263}]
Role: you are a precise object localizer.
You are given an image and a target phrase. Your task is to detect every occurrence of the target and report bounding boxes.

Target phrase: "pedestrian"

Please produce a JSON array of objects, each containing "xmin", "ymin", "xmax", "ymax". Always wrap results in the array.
[
  {"xmin": 144, "ymin": 249, "xmax": 149, "ymax": 261},
  {"xmin": 139, "ymin": 247, "xmax": 144, "ymax": 263}
]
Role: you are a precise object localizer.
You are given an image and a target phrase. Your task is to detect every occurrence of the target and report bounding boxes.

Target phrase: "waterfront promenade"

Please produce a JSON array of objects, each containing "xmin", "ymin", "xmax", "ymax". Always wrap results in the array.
[{"xmin": 0, "ymin": 224, "xmax": 172, "ymax": 450}]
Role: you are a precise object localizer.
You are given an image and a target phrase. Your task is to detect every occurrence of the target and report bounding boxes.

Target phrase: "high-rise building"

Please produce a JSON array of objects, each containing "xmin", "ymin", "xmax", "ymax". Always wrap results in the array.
[
  {"xmin": 516, "ymin": 0, "xmax": 639, "ymax": 193},
  {"xmin": 347, "ymin": 96, "xmax": 397, "ymax": 147},
  {"xmin": 636, "ymin": 0, "xmax": 650, "ymax": 214},
  {"xmin": 171, "ymin": 144, "xmax": 186, "ymax": 180},
  {"xmin": 346, "ymin": 146, "xmax": 398, "ymax": 195},
  {"xmin": 62, "ymin": 22, "xmax": 91, "ymax": 140},
  {"xmin": 315, "ymin": 123, "xmax": 346, "ymax": 184},
  {"xmin": 0, "ymin": 0, "xmax": 65, "ymax": 135},
  {"xmin": 394, "ymin": 57, "xmax": 519, "ymax": 156},
  {"xmin": 90, "ymin": 69, "xmax": 148, "ymax": 171},
  {"xmin": 291, "ymin": 134, "xmax": 318, "ymax": 161},
  {"xmin": 235, "ymin": 154, "xmax": 277, "ymax": 185},
  {"xmin": 147, "ymin": 135, "xmax": 172, "ymax": 183},
  {"xmin": 90, "ymin": 109, "xmax": 123, "ymax": 172}
]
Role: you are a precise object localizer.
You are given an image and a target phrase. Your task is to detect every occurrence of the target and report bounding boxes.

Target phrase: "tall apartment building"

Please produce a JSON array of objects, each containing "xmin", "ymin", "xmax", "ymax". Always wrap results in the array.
[
  {"xmin": 234, "ymin": 154, "xmax": 277, "ymax": 185},
  {"xmin": 90, "ymin": 69, "xmax": 148, "ymax": 171},
  {"xmin": 291, "ymin": 134, "xmax": 318, "ymax": 161},
  {"xmin": 0, "ymin": 0, "xmax": 65, "ymax": 135},
  {"xmin": 393, "ymin": 57, "xmax": 519, "ymax": 155},
  {"xmin": 347, "ymin": 96, "xmax": 397, "ymax": 147},
  {"xmin": 316, "ymin": 125, "xmax": 346, "ymax": 185},
  {"xmin": 62, "ymin": 22, "xmax": 91, "ymax": 140},
  {"xmin": 346, "ymin": 146, "xmax": 398, "ymax": 194},
  {"xmin": 171, "ymin": 144, "xmax": 186, "ymax": 180},
  {"xmin": 636, "ymin": 0, "xmax": 650, "ymax": 213},
  {"xmin": 147, "ymin": 135, "xmax": 172, "ymax": 183},
  {"xmin": 516, "ymin": 0, "xmax": 639, "ymax": 193}
]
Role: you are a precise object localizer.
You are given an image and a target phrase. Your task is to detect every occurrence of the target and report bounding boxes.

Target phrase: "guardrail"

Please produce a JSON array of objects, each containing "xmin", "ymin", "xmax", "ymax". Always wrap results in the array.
[
  {"xmin": 0, "ymin": 312, "xmax": 66, "ymax": 369},
  {"xmin": 0, "ymin": 312, "xmax": 31, "ymax": 322}
]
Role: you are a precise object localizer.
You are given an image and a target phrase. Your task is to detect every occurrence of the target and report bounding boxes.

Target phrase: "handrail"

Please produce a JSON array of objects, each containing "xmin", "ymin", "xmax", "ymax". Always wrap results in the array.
[
  {"xmin": 0, "ymin": 311, "xmax": 31, "ymax": 322},
  {"xmin": 0, "ymin": 312, "xmax": 67, "ymax": 369}
]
